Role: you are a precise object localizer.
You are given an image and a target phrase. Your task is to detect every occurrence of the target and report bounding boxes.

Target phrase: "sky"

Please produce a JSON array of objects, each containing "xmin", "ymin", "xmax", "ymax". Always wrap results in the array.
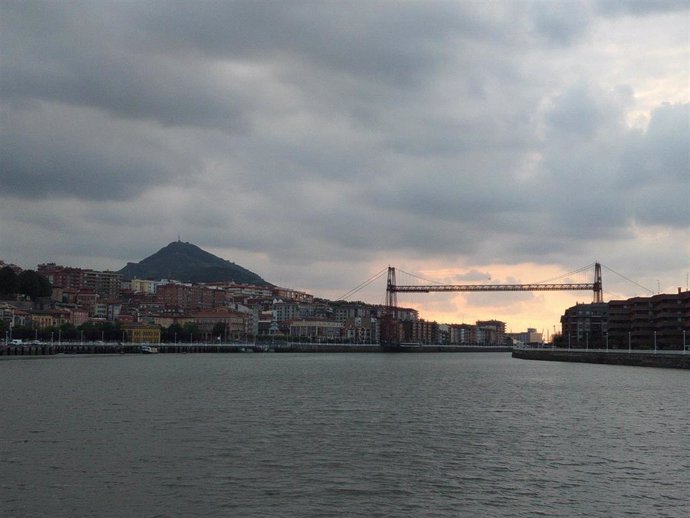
[{"xmin": 1, "ymin": 1, "xmax": 688, "ymax": 334}]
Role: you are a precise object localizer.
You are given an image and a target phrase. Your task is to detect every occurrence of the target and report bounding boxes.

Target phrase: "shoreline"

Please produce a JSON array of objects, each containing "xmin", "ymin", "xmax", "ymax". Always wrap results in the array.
[
  {"xmin": 1, "ymin": 342, "xmax": 512, "ymax": 355},
  {"xmin": 512, "ymin": 347, "xmax": 690, "ymax": 369}
]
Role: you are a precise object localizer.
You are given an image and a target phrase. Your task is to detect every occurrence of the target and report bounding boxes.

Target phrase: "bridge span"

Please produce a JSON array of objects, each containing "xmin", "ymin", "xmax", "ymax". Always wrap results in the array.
[{"xmin": 386, "ymin": 262, "xmax": 603, "ymax": 309}]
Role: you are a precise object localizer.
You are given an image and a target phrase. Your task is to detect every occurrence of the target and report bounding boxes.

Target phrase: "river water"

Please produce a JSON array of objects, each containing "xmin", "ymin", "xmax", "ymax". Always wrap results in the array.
[{"xmin": 1, "ymin": 353, "xmax": 688, "ymax": 517}]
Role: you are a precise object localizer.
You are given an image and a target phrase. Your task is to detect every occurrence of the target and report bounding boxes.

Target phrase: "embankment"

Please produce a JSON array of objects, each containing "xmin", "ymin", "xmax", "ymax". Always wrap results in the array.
[{"xmin": 512, "ymin": 348, "xmax": 690, "ymax": 369}]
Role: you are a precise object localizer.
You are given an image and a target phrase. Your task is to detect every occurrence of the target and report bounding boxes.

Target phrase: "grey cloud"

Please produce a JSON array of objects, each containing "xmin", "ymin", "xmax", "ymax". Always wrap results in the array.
[
  {"xmin": 619, "ymin": 103, "xmax": 690, "ymax": 186},
  {"xmin": 528, "ymin": 1, "xmax": 593, "ymax": 46},
  {"xmin": 595, "ymin": 0, "xmax": 690, "ymax": 16},
  {"xmin": 534, "ymin": 87, "xmax": 689, "ymax": 238},
  {"xmin": 453, "ymin": 270, "xmax": 493, "ymax": 282},
  {"xmin": 1, "ymin": 2, "xmax": 251, "ymax": 132},
  {"xmin": 0, "ymin": 1, "xmax": 537, "ymax": 135},
  {"xmin": 136, "ymin": 1, "xmax": 476, "ymax": 85},
  {"xmin": 544, "ymin": 82, "xmax": 626, "ymax": 138},
  {"xmin": 0, "ymin": 103, "xmax": 198, "ymax": 200}
]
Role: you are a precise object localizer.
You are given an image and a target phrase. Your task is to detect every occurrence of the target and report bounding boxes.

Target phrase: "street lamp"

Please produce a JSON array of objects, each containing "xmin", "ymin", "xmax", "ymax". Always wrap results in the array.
[{"xmin": 654, "ymin": 331, "xmax": 657, "ymax": 352}]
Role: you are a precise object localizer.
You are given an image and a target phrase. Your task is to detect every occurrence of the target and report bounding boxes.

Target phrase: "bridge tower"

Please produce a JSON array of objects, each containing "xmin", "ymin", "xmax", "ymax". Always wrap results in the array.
[
  {"xmin": 381, "ymin": 266, "xmax": 399, "ymax": 346},
  {"xmin": 593, "ymin": 262, "xmax": 603, "ymax": 303},
  {"xmin": 386, "ymin": 266, "xmax": 397, "ymax": 317}
]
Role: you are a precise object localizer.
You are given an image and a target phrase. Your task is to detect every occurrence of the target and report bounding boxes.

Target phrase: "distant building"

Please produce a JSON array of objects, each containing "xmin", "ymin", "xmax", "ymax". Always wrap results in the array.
[
  {"xmin": 333, "ymin": 303, "xmax": 374, "ymax": 322},
  {"xmin": 38, "ymin": 263, "xmax": 84, "ymax": 290},
  {"xmin": 476, "ymin": 320, "xmax": 506, "ymax": 345},
  {"xmin": 507, "ymin": 328, "xmax": 543, "ymax": 346},
  {"xmin": 289, "ymin": 319, "xmax": 343, "ymax": 340},
  {"xmin": 37, "ymin": 263, "xmax": 122, "ymax": 298},
  {"xmin": 186, "ymin": 308, "xmax": 247, "ymax": 341},
  {"xmin": 273, "ymin": 300, "xmax": 300, "ymax": 322},
  {"xmin": 83, "ymin": 270, "xmax": 122, "ymax": 298},
  {"xmin": 122, "ymin": 323, "xmax": 161, "ymax": 344},
  {"xmin": 156, "ymin": 283, "xmax": 226, "ymax": 311},
  {"xmin": 449, "ymin": 323, "xmax": 475, "ymax": 344},
  {"xmin": 608, "ymin": 290, "xmax": 689, "ymax": 350},
  {"xmin": 343, "ymin": 316, "xmax": 379, "ymax": 343},
  {"xmin": 273, "ymin": 287, "xmax": 314, "ymax": 303},
  {"xmin": 130, "ymin": 278, "xmax": 159, "ymax": 295},
  {"xmin": 76, "ymin": 292, "xmax": 99, "ymax": 315},
  {"xmin": 560, "ymin": 302, "xmax": 608, "ymax": 348},
  {"xmin": 29, "ymin": 309, "xmax": 70, "ymax": 329}
]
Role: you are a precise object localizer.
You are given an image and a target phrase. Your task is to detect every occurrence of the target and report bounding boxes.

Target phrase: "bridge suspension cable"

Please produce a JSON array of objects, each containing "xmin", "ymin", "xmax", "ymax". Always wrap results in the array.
[
  {"xmin": 601, "ymin": 264, "xmax": 654, "ymax": 295},
  {"xmin": 534, "ymin": 263, "xmax": 595, "ymax": 284},
  {"xmin": 336, "ymin": 266, "xmax": 388, "ymax": 301}
]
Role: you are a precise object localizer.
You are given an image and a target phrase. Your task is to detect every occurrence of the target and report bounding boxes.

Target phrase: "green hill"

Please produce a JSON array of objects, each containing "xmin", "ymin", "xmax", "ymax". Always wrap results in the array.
[{"xmin": 119, "ymin": 241, "xmax": 270, "ymax": 285}]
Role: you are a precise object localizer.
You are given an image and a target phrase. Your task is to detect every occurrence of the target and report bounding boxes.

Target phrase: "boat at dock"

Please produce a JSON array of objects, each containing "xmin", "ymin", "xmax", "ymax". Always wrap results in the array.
[{"xmin": 140, "ymin": 344, "xmax": 159, "ymax": 354}]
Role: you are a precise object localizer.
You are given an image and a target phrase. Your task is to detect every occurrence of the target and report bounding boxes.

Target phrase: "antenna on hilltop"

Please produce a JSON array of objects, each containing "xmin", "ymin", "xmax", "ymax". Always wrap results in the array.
[{"xmin": 177, "ymin": 232, "xmax": 181, "ymax": 242}]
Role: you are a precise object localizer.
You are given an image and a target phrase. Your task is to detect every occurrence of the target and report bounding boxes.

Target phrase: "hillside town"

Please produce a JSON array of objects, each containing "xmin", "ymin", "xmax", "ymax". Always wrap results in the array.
[
  {"xmin": 1, "ymin": 254, "xmax": 688, "ymax": 350},
  {"xmin": 1, "ymin": 253, "xmax": 526, "ymax": 347}
]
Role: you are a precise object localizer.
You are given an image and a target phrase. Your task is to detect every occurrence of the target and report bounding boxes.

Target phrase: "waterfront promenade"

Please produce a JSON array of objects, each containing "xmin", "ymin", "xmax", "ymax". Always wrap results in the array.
[
  {"xmin": 513, "ymin": 346, "xmax": 690, "ymax": 369},
  {"xmin": 1, "ymin": 341, "xmax": 512, "ymax": 355}
]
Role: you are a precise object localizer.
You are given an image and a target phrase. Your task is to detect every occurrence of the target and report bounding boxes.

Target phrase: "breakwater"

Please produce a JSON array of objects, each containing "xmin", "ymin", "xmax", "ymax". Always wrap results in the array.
[{"xmin": 512, "ymin": 348, "xmax": 690, "ymax": 369}]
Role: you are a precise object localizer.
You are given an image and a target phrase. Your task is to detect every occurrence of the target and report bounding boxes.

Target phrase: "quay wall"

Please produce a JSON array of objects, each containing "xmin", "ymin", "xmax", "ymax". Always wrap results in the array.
[
  {"xmin": 512, "ymin": 348, "xmax": 690, "ymax": 369},
  {"xmin": 275, "ymin": 344, "xmax": 511, "ymax": 353},
  {"xmin": 1, "ymin": 343, "xmax": 511, "ymax": 355}
]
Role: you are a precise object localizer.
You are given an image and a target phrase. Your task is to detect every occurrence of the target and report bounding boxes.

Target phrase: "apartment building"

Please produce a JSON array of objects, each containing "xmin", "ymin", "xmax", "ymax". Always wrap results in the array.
[
  {"xmin": 476, "ymin": 320, "xmax": 507, "ymax": 345},
  {"xmin": 288, "ymin": 319, "xmax": 343, "ymax": 340},
  {"xmin": 130, "ymin": 278, "xmax": 159, "ymax": 295},
  {"xmin": 38, "ymin": 264, "xmax": 122, "ymax": 298},
  {"xmin": 560, "ymin": 302, "xmax": 608, "ymax": 348},
  {"xmin": 449, "ymin": 323, "xmax": 476, "ymax": 344},
  {"xmin": 608, "ymin": 290, "xmax": 689, "ymax": 350},
  {"xmin": 156, "ymin": 283, "xmax": 226, "ymax": 311}
]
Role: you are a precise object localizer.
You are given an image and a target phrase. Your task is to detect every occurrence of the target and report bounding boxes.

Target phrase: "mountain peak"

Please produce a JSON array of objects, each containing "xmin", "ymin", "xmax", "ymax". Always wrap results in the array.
[{"xmin": 119, "ymin": 242, "xmax": 270, "ymax": 285}]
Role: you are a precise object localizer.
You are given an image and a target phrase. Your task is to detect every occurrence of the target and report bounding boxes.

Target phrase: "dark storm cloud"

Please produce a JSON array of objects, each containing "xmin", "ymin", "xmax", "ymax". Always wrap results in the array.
[
  {"xmin": 0, "ymin": 102, "xmax": 199, "ymax": 200},
  {"xmin": 1, "ymin": 1, "xmax": 498, "ymax": 204},
  {"xmin": 0, "ymin": 0, "xmax": 482, "ymax": 133},
  {"xmin": 134, "ymin": 0, "xmax": 476, "ymax": 85},
  {"xmin": 0, "ymin": 2, "xmax": 250, "ymax": 131}
]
